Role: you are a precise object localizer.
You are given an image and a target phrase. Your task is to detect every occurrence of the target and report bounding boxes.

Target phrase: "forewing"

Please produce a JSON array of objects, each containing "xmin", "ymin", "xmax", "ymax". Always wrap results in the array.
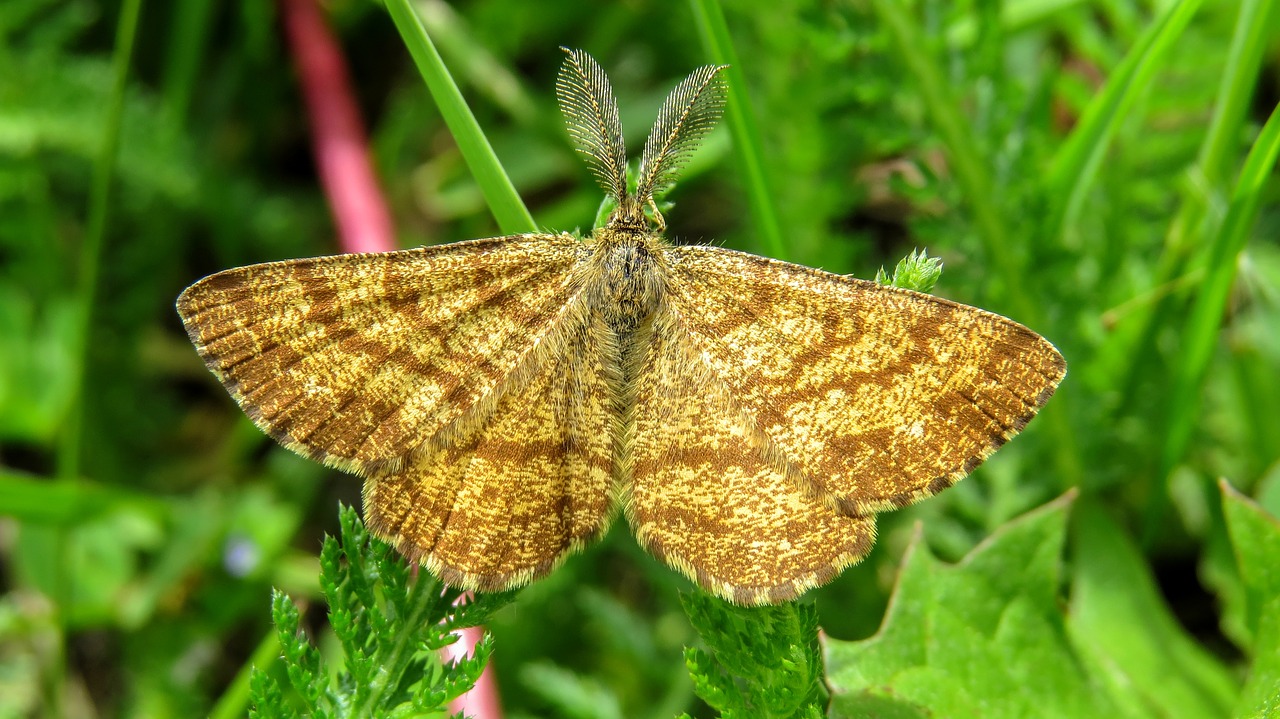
[
  {"xmin": 625, "ymin": 311, "xmax": 876, "ymax": 605},
  {"xmin": 664, "ymin": 245, "xmax": 1066, "ymax": 515},
  {"xmin": 362, "ymin": 310, "xmax": 614, "ymax": 592},
  {"xmin": 176, "ymin": 233, "xmax": 589, "ymax": 474}
]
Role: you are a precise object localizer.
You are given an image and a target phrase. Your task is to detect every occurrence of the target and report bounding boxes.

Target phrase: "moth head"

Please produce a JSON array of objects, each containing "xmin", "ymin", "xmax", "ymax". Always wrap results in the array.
[{"xmin": 556, "ymin": 48, "xmax": 728, "ymax": 233}]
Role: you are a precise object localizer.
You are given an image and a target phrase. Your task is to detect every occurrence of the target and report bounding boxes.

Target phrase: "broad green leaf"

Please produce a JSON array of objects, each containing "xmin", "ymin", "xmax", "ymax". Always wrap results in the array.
[
  {"xmin": 1068, "ymin": 501, "xmax": 1238, "ymax": 719},
  {"xmin": 1221, "ymin": 481, "xmax": 1280, "ymax": 719},
  {"xmin": 827, "ymin": 491, "xmax": 1127, "ymax": 718}
]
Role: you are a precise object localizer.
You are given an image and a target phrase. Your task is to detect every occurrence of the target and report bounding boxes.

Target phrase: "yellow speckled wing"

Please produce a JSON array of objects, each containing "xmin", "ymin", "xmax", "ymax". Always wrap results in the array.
[
  {"xmin": 625, "ymin": 311, "xmax": 876, "ymax": 605},
  {"xmin": 663, "ymin": 245, "xmax": 1066, "ymax": 516},
  {"xmin": 362, "ymin": 311, "xmax": 615, "ymax": 591},
  {"xmin": 176, "ymin": 233, "xmax": 588, "ymax": 474}
]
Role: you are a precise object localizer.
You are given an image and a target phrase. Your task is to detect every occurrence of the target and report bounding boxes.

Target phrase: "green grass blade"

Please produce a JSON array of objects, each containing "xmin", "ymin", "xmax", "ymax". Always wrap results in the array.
[
  {"xmin": 688, "ymin": 0, "xmax": 786, "ymax": 260},
  {"xmin": 208, "ymin": 629, "xmax": 280, "ymax": 719},
  {"xmin": 159, "ymin": 0, "xmax": 215, "ymax": 139},
  {"xmin": 1044, "ymin": 0, "xmax": 1204, "ymax": 243},
  {"xmin": 383, "ymin": 0, "xmax": 536, "ymax": 235},
  {"xmin": 45, "ymin": 2, "xmax": 143, "ymax": 714},
  {"xmin": 57, "ymin": 0, "xmax": 143, "ymax": 483},
  {"xmin": 1192, "ymin": 0, "xmax": 1280, "ymax": 191},
  {"xmin": 1160, "ymin": 101, "xmax": 1280, "ymax": 480},
  {"xmin": 1105, "ymin": 0, "xmax": 1278, "ymax": 416},
  {"xmin": 869, "ymin": 0, "xmax": 1030, "ymax": 319}
]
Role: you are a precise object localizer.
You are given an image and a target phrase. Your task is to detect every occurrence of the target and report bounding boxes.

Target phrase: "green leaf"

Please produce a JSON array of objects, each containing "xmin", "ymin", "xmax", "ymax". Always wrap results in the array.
[
  {"xmin": 1067, "ymin": 501, "xmax": 1237, "ymax": 718},
  {"xmin": 875, "ymin": 248, "xmax": 943, "ymax": 293},
  {"xmin": 680, "ymin": 591, "xmax": 826, "ymax": 718},
  {"xmin": 1221, "ymin": 481, "xmax": 1280, "ymax": 719},
  {"xmin": 827, "ymin": 492, "xmax": 1133, "ymax": 718},
  {"xmin": 247, "ymin": 503, "xmax": 515, "ymax": 717}
]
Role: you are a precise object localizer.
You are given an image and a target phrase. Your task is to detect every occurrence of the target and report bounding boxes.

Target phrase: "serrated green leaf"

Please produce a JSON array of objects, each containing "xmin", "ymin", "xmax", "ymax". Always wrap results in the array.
[
  {"xmin": 247, "ymin": 667, "xmax": 295, "ymax": 719},
  {"xmin": 1221, "ymin": 481, "xmax": 1280, "ymax": 719},
  {"xmin": 271, "ymin": 590, "xmax": 331, "ymax": 717},
  {"xmin": 1068, "ymin": 500, "xmax": 1238, "ymax": 719},
  {"xmin": 828, "ymin": 492, "xmax": 1132, "ymax": 719}
]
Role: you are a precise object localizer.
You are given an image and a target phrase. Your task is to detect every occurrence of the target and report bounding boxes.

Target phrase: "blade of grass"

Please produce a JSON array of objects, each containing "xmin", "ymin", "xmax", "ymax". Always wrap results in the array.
[
  {"xmin": 1105, "ymin": 0, "xmax": 1277, "ymax": 419},
  {"xmin": 869, "ymin": 0, "xmax": 1030, "ymax": 319},
  {"xmin": 1149, "ymin": 101, "xmax": 1280, "ymax": 533},
  {"xmin": 416, "ymin": 0, "xmax": 537, "ymax": 123},
  {"xmin": 159, "ymin": 0, "xmax": 215, "ymax": 141},
  {"xmin": 208, "ymin": 629, "xmax": 281, "ymax": 719},
  {"xmin": 383, "ymin": 0, "xmax": 535, "ymax": 235},
  {"xmin": 48, "ymin": 1, "xmax": 143, "ymax": 716},
  {"xmin": 688, "ymin": 0, "xmax": 786, "ymax": 260},
  {"xmin": 56, "ymin": 0, "xmax": 142, "ymax": 485},
  {"xmin": 1044, "ymin": 0, "xmax": 1204, "ymax": 245},
  {"xmin": 869, "ymin": 0, "xmax": 1084, "ymax": 491}
]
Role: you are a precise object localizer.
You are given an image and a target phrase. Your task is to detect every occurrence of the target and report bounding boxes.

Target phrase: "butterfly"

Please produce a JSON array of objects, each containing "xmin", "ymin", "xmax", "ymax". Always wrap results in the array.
[{"xmin": 176, "ymin": 48, "xmax": 1065, "ymax": 605}]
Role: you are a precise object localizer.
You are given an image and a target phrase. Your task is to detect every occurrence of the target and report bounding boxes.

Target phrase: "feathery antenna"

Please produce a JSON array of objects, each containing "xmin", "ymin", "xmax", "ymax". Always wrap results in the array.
[
  {"xmin": 635, "ymin": 64, "xmax": 728, "ymax": 209},
  {"xmin": 556, "ymin": 48, "xmax": 629, "ymax": 206}
]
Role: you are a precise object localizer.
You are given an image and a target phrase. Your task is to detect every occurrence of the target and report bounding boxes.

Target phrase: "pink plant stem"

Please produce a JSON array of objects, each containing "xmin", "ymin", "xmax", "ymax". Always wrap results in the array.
[
  {"xmin": 279, "ymin": 0, "xmax": 396, "ymax": 255},
  {"xmin": 279, "ymin": 1, "xmax": 502, "ymax": 716}
]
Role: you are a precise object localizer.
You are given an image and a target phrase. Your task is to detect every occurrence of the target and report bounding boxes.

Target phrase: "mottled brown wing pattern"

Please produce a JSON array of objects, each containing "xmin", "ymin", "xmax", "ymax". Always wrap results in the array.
[
  {"xmin": 663, "ymin": 245, "xmax": 1066, "ymax": 516},
  {"xmin": 624, "ymin": 311, "xmax": 877, "ymax": 605},
  {"xmin": 177, "ymin": 233, "xmax": 589, "ymax": 475},
  {"xmin": 363, "ymin": 307, "xmax": 615, "ymax": 592}
]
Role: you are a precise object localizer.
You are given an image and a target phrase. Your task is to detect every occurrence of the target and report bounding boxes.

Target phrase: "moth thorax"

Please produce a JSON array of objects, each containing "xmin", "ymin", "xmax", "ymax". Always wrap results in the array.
[
  {"xmin": 592, "ymin": 228, "xmax": 665, "ymax": 333},
  {"xmin": 606, "ymin": 197, "xmax": 649, "ymax": 232}
]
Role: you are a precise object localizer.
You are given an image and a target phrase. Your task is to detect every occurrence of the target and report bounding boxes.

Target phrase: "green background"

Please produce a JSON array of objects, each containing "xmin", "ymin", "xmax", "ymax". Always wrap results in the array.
[{"xmin": 1, "ymin": 0, "xmax": 1279, "ymax": 716}]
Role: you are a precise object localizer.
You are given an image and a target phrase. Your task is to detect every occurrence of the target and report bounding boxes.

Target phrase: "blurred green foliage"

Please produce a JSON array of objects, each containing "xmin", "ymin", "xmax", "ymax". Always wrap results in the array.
[{"xmin": 1, "ymin": 0, "xmax": 1279, "ymax": 717}]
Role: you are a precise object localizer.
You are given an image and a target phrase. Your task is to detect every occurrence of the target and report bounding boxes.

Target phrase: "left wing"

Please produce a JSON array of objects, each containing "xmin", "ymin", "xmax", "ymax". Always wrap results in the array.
[
  {"xmin": 363, "ymin": 310, "xmax": 615, "ymax": 592},
  {"xmin": 176, "ymin": 233, "xmax": 587, "ymax": 475},
  {"xmin": 663, "ymin": 245, "xmax": 1066, "ymax": 516}
]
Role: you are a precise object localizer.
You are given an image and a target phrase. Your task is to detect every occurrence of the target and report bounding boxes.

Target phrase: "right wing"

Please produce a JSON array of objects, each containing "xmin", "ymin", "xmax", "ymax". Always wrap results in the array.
[{"xmin": 176, "ymin": 233, "xmax": 589, "ymax": 475}]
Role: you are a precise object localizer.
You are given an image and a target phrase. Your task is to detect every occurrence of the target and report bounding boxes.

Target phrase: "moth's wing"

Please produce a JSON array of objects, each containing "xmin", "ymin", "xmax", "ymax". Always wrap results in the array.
[
  {"xmin": 624, "ymin": 310, "xmax": 876, "ymax": 605},
  {"xmin": 363, "ymin": 311, "xmax": 614, "ymax": 592},
  {"xmin": 177, "ymin": 233, "xmax": 589, "ymax": 474},
  {"xmin": 664, "ymin": 245, "xmax": 1066, "ymax": 515}
]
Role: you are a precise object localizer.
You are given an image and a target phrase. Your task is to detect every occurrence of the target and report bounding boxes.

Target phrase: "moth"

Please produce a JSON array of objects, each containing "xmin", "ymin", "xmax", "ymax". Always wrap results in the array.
[{"xmin": 177, "ymin": 49, "xmax": 1065, "ymax": 605}]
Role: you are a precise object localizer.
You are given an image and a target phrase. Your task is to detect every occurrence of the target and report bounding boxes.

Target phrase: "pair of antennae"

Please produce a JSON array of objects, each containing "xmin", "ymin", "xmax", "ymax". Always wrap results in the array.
[{"xmin": 556, "ymin": 48, "xmax": 728, "ymax": 229}]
